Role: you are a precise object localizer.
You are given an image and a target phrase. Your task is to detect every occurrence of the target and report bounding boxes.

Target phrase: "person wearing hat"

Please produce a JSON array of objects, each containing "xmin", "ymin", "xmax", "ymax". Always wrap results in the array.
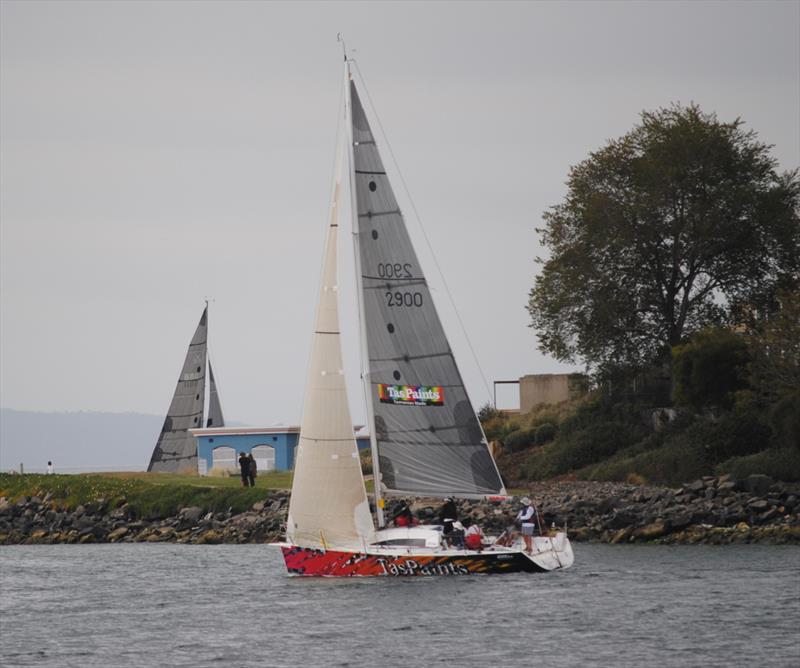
[{"xmin": 515, "ymin": 497, "xmax": 537, "ymax": 554}]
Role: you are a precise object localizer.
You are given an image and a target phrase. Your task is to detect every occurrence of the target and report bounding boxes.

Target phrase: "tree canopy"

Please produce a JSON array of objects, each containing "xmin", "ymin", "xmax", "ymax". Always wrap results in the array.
[{"xmin": 528, "ymin": 104, "xmax": 799, "ymax": 374}]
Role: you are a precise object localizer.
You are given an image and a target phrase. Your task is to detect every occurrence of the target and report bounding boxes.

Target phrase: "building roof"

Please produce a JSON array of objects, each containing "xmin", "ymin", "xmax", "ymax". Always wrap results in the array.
[{"xmin": 189, "ymin": 425, "xmax": 368, "ymax": 438}]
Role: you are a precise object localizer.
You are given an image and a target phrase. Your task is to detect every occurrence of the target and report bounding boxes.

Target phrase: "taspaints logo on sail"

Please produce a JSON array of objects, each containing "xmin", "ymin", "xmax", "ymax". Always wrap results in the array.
[{"xmin": 378, "ymin": 384, "xmax": 444, "ymax": 406}]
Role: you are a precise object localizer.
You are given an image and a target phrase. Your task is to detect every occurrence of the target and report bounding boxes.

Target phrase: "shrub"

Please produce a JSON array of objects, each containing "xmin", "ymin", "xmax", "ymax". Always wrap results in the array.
[
  {"xmin": 534, "ymin": 423, "xmax": 556, "ymax": 445},
  {"xmin": 685, "ymin": 409, "xmax": 771, "ymax": 462},
  {"xmin": 482, "ymin": 415, "xmax": 513, "ymax": 442},
  {"xmin": 768, "ymin": 392, "xmax": 800, "ymax": 450},
  {"xmin": 478, "ymin": 402, "xmax": 499, "ymax": 422},
  {"xmin": 359, "ymin": 449, "xmax": 373, "ymax": 475},
  {"xmin": 715, "ymin": 448, "xmax": 800, "ymax": 481},
  {"xmin": 672, "ymin": 327, "xmax": 750, "ymax": 410},
  {"xmin": 503, "ymin": 428, "xmax": 537, "ymax": 453}
]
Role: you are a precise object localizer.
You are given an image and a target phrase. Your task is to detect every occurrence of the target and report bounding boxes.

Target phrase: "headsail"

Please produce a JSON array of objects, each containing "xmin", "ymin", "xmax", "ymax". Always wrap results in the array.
[
  {"xmin": 348, "ymin": 75, "xmax": 506, "ymax": 500},
  {"xmin": 206, "ymin": 361, "xmax": 225, "ymax": 428},
  {"xmin": 148, "ymin": 306, "xmax": 208, "ymax": 473},
  {"xmin": 286, "ymin": 138, "xmax": 376, "ymax": 550}
]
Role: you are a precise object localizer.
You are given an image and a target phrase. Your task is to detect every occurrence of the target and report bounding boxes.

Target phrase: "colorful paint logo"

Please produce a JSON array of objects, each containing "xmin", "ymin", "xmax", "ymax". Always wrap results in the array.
[{"xmin": 378, "ymin": 384, "xmax": 444, "ymax": 406}]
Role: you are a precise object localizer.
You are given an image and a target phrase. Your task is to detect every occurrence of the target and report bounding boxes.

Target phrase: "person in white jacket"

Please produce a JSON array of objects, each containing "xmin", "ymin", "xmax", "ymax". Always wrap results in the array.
[{"xmin": 515, "ymin": 497, "xmax": 537, "ymax": 554}]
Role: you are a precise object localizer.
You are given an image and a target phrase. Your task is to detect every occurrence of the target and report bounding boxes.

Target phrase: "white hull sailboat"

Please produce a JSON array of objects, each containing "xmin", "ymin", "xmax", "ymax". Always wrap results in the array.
[{"xmin": 274, "ymin": 52, "xmax": 573, "ymax": 576}]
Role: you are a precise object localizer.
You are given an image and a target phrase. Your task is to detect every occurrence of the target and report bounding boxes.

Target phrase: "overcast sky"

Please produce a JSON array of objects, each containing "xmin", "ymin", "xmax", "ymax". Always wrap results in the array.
[{"xmin": 2, "ymin": 0, "xmax": 798, "ymax": 427}]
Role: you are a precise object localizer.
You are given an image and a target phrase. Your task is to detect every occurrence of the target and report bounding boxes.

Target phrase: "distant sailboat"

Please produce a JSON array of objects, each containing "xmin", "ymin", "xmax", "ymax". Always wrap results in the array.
[
  {"xmin": 148, "ymin": 305, "xmax": 225, "ymax": 473},
  {"xmin": 274, "ymin": 55, "xmax": 573, "ymax": 576}
]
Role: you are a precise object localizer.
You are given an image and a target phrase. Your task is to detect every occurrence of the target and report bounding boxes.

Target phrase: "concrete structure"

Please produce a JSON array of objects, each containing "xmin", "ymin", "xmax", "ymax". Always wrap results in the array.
[
  {"xmin": 190, "ymin": 426, "xmax": 370, "ymax": 476},
  {"xmin": 519, "ymin": 373, "xmax": 588, "ymax": 413}
]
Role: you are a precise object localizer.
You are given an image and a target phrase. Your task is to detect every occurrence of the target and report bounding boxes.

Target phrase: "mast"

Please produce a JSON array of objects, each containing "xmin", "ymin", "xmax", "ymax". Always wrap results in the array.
[{"xmin": 345, "ymin": 57, "xmax": 386, "ymax": 528}]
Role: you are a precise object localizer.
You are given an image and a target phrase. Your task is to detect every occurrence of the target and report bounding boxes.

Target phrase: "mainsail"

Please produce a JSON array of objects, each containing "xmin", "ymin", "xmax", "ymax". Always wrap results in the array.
[
  {"xmin": 286, "ymin": 150, "xmax": 375, "ymax": 550},
  {"xmin": 348, "ymin": 76, "xmax": 506, "ymax": 500},
  {"xmin": 148, "ymin": 307, "xmax": 209, "ymax": 473},
  {"xmin": 206, "ymin": 361, "xmax": 225, "ymax": 428}
]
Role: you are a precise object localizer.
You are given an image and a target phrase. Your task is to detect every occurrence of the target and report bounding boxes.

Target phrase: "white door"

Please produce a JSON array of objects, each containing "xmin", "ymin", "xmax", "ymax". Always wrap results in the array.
[
  {"xmin": 251, "ymin": 445, "xmax": 275, "ymax": 472},
  {"xmin": 212, "ymin": 446, "xmax": 237, "ymax": 472}
]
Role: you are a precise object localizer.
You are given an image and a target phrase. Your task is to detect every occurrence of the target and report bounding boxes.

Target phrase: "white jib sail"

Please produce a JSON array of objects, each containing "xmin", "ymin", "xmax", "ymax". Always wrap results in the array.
[{"xmin": 286, "ymin": 136, "xmax": 376, "ymax": 550}]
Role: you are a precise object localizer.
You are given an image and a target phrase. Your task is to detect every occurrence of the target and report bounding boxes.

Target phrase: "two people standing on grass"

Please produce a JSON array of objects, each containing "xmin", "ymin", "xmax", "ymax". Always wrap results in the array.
[{"xmin": 238, "ymin": 452, "xmax": 258, "ymax": 487}]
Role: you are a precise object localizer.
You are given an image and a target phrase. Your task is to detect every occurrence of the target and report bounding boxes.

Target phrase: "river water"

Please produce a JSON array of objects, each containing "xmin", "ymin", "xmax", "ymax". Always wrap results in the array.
[{"xmin": 0, "ymin": 544, "xmax": 797, "ymax": 667}]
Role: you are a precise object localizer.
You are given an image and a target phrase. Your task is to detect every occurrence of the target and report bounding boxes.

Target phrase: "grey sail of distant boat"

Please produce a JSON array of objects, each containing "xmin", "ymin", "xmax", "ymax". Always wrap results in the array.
[
  {"xmin": 206, "ymin": 361, "xmax": 224, "ymax": 428},
  {"xmin": 148, "ymin": 306, "xmax": 224, "ymax": 472},
  {"xmin": 349, "ymin": 81, "xmax": 505, "ymax": 501}
]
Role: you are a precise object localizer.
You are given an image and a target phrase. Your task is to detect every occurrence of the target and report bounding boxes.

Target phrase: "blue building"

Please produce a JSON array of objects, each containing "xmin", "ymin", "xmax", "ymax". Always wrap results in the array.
[{"xmin": 190, "ymin": 426, "xmax": 370, "ymax": 476}]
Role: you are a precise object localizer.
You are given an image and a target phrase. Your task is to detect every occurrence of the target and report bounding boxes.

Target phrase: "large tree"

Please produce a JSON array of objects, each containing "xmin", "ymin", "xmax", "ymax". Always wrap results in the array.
[{"xmin": 528, "ymin": 104, "xmax": 799, "ymax": 374}]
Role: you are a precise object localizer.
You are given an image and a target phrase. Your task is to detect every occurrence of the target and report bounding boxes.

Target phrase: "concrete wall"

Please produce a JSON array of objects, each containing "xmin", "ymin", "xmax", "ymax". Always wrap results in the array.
[{"xmin": 519, "ymin": 373, "xmax": 588, "ymax": 413}]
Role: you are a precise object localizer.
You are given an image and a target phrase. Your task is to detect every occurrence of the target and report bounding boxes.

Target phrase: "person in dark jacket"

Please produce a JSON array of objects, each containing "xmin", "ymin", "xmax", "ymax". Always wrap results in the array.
[
  {"xmin": 238, "ymin": 452, "xmax": 250, "ymax": 487},
  {"xmin": 247, "ymin": 453, "xmax": 257, "ymax": 487},
  {"xmin": 438, "ymin": 497, "xmax": 458, "ymax": 545}
]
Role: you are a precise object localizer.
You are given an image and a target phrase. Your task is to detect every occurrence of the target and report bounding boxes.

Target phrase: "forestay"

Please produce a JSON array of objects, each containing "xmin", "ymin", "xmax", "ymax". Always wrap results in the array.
[
  {"xmin": 287, "ymin": 162, "xmax": 376, "ymax": 550},
  {"xmin": 349, "ymin": 79, "xmax": 505, "ymax": 499}
]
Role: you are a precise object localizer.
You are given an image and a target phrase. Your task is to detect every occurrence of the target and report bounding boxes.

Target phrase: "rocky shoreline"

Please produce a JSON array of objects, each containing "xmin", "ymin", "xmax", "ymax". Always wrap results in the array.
[{"xmin": 1, "ymin": 474, "xmax": 798, "ymax": 546}]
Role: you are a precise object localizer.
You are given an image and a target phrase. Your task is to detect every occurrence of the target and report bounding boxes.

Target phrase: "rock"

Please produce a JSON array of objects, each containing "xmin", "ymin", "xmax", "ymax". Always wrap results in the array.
[
  {"xmin": 670, "ymin": 512, "xmax": 693, "ymax": 529},
  {"xmin": 717, "ymin": 481, "xmax": 736, "ymax": 495},
  {"xmin": 107, "ymin": 527, "xmax": 128, "ymax": 542},
  {"xmin": 595, "ymin": 497, "xmax": 619, "ymax": 514},
  {"xmin": 608, "ymin": 511, "xmax": 637, "ymax": 530},
  {"xmin": 611, "ymin": 527, "xmax": 632, "ymax": 544},
  {"xmin": 197, "ymin": 529, "xmax": 223, "ymax": 545},
  {"xmin": 742, "ymin": 475, "xmax": 774, "ymax": 497},
  {"xmin": 758, "ymin": 508, "xmax": 779, "ymax": 524},
  {"xmin": 748, "ymin": 499, "xmax": 769, "ymax": 511},
  {"xmin": 252, "ymin": 501, "xmax": 266, "ymax": 512},
  {"xmin": 687, "ymin": 480, "xmax": 705, "ymax": 494},
  {"xmin": 179, "ymin": 506, "xmax": 203, "ymax": 523},
  {"xmin": 635, "ymin": 521, "xmax": 668, "ymax": 540}
]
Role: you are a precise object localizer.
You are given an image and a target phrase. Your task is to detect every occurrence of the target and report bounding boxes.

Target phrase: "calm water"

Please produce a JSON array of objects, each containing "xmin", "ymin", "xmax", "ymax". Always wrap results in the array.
[{"xmin": 0, "ymin": 544, "xmax": 797, "ymax": 667}]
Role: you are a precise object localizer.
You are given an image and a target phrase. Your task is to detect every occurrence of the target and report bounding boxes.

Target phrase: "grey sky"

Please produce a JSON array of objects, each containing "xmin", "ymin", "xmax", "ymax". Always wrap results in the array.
[{"xmin": 2, "ymin": 0, "xmax": 798, "ymax": 427}]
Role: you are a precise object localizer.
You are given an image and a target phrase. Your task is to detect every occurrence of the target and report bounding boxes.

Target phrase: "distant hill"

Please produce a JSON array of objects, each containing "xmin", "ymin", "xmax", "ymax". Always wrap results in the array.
[
  {"xmin": 0, "ymin": 409, "xmax": 166, "ymax": 473},
  {"xmin": 0, "ymin": 409, "xmax": 248, "ymax": 474}
]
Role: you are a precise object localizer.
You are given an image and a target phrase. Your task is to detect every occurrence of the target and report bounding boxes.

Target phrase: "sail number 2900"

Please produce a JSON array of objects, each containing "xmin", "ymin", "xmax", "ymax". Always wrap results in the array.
[
  {"xmin": 386, "ymin": 291, "xmax": 423, "ymax": 307},
  {"xmin": 377, "ymin": 262, "xmax": 413, "ymax": 278}
]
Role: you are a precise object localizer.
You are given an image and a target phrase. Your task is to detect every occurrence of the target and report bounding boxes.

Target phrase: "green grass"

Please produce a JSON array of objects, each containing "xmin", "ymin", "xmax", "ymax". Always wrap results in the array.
[
  {"xmin": 0, "ymin": 468, "xmax": 375, "ymax": 520},
  {"xmin": 0, "ymin": 471, "xmax": 293, "ymax": 519},
  {"xmin": 93, "ymin": 470, "xmax": 295, "ymax": 489}
]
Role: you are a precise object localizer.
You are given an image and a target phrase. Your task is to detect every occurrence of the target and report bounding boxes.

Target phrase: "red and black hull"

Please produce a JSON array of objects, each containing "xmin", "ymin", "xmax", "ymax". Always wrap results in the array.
[{"xmin": 278, "ymin": 544, "xmax": 550, "ymax": 577}]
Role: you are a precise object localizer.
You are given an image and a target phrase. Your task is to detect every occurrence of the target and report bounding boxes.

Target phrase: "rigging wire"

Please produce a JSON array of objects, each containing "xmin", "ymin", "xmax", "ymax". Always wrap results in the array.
[{"xmin": 350, "ymin": 60, "xmax": 495, "ymax": 405}]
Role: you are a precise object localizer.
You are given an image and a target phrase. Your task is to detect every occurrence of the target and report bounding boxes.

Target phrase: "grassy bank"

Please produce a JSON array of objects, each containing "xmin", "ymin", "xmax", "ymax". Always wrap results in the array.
[
  {"xmin": 486, "ymin": 394, "xmax": 800, "ymax": 487},
  {"xmin": 0, "ymin": 471, "xmax": 293, "ymax": 519}
]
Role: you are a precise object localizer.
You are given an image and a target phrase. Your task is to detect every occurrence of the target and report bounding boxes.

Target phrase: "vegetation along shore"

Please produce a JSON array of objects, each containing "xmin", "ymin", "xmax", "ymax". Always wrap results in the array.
[{"xmin": 1, "ymin": 472, "xmax": 797, "ymax": 546}]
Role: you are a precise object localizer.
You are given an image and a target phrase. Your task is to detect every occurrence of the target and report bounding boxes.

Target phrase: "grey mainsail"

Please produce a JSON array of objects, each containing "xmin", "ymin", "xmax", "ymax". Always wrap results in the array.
[
  {"xmin": 147, "ymin": 307, "xmax": 208, "ymax": 473},
  {"xmin": 206, "ymin": 361, "xmax": 225, "ymax": 428},
  {"xmin": 349, "ymin": 79, "xmax": 505, "ymax": 499}
]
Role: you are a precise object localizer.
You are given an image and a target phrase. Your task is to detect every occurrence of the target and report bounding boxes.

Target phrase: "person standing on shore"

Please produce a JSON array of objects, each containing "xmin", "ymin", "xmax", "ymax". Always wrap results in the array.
[
  {"xmin": 46, "ymin": 461, "xmax": 54, "ymax": 475},
  {"xmin": 515, "ymin": 497, "xmax": 537, "ymax": 554},
  {"xmin": 238, "ymin": 452, "xmax": 250, "ymax": 487},
  {"xmin": 247, "ymin": 453, "xmax": 257, "ymax": 488}
]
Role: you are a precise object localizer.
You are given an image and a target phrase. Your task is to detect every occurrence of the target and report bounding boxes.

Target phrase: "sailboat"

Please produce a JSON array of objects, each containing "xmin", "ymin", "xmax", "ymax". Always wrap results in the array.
[
  {"xmin": 148, "ymin": 304, "xmax": 225, "ymax": 473},
  {"xmin": 275, "ymin": 54, "xmax": 573, "ymax": 576}
]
